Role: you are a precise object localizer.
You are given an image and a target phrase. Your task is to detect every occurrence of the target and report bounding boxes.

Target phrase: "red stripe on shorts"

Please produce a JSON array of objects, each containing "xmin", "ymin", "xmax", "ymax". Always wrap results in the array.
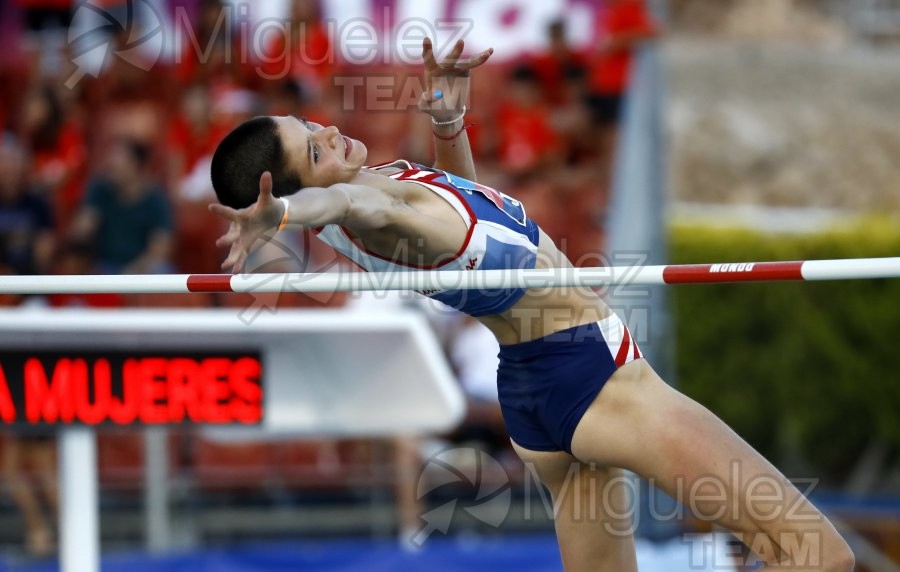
[{"xmin": 615, "ymin": 327, "xmax": 632, "ymax": 367}]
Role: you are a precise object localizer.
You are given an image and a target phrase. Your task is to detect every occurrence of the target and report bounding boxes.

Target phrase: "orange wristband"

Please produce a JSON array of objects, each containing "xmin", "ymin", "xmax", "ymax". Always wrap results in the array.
[{"xmin": 277, "ymin": 197, "xmax": 290, "ymax": 232}]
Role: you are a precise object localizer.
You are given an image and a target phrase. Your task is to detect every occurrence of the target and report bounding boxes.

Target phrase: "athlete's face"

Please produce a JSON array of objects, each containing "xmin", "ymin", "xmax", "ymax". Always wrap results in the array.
[{"xmin": 274, "ymin": 116, "xmax": 367, "ymax": 188}]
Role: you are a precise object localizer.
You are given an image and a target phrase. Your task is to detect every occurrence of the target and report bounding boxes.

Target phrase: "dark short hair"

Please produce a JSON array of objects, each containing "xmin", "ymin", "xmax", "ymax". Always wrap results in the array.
[{"xmin": 210, "ymin": 116, "xmax": 303, "ymax": 209}]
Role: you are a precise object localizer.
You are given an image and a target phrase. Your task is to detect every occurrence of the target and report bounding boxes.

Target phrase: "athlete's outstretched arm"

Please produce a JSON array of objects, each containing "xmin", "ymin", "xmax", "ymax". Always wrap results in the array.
[
  {"xmin": 209, "ymin": 172, "xmax": 403, "ymax": 273},
  {"xmin": 418, "ymin": 38, "xmax": 492, "ymax": 182}
]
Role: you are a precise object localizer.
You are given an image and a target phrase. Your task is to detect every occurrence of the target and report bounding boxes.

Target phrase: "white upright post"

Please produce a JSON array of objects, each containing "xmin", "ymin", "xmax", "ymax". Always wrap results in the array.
[
  {"xmin": 144, "ymin": 427, "xmax": 170, "ymax": 551},
  {"xmin": 59, "ymin": 427, "xmax": 99, "ymax": 572}
]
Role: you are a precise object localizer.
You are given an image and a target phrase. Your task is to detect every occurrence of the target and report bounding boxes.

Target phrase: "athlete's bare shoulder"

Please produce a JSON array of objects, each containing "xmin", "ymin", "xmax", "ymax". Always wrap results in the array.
[
  {"xmin": 351, "ymin": 165, "xmax": 448, "ymax": 213},
  {"xmin": 330, "ymin": 164, "xmax": 468, "ymax": 263}
]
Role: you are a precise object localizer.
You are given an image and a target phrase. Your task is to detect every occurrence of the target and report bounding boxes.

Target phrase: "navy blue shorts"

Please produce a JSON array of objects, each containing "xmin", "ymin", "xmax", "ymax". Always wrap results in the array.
[{"xmin": 496, "ymin": 313, "xmax": 642, "ymax": 455}]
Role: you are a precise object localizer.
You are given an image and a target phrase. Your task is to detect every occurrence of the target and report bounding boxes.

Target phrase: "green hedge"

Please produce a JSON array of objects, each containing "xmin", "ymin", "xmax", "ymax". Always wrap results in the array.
[{"xmin": 670, "ymin": 219, "xmax": 900, "ymax": 483}]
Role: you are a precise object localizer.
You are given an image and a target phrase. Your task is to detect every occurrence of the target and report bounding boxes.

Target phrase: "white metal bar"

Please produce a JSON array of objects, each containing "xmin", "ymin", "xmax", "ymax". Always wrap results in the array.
[
  {"xmin": 0, "ymin": 258, "xmax": 899, "ymax": 294},
  {"xmin": 59, "ymin": 428, "xmax": 99, "ymax": 572},
  {"xmin": 800, "ymin": 258, "xmax": 900, "ymax": 281},
  {"xmin": 144, "ymin": 427, "xmax": 170, "ymax": 553},
  {"xmin": 0, "ymin": 274, "xmax": 190, "ymax": 294}
]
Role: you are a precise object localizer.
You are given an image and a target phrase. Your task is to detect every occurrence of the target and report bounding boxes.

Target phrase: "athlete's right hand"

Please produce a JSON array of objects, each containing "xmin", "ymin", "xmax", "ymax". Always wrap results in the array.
[
  {"xmin": 209, "ymin": 172, "xmax": 284, "ymax": 274},
  {"xmin": 418, "ymin": 37, "xmax": 493, "ymax": 123}
]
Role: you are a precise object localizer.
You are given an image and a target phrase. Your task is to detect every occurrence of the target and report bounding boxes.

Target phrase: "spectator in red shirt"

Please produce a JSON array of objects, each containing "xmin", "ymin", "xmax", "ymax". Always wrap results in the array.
[
  {"xmin": 173, "ymin": 0, "xmax": 256, "ymax": 90},
  {"xmin": 531, "ymin": 19, "xmax": 588, "ymax": 107},
  {"xmin": 259, "ymin": 0, "xmax": 332, "ymax": 93},
  {"xmin": 586, "ymin": 0, "xmax": 659, "ymax": 124},
  {"xmin": 166, "ymin": 84, "xmax": 233, "ymax": 274},
  {"xmin": 174, "ymin": 0, "xmax": 227, "ymax": 86},
  {"xmin": 585, "ymin": 0, "xmax": 659, "ymax": 196},
  {"xmin": 166, "ymin": 84, "xmax": 230, "ymax": 192},
  {"xmin": 496, "ymin": 64, "xmax": 562, "ymax": 177}
]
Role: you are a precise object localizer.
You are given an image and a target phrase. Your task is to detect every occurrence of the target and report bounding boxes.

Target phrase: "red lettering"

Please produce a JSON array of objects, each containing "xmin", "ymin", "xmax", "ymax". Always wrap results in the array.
[
  {"xmin": 76, "ymin": 359, "xmax": 111, "ymax": 425},
  {"xmin": 167, "ymin": 358, "xmax": 203, "ymax": 422},
  {"xmin": 201, "ymin": 358, "xmax": 232, "ymax": 423},
  {"xmin": 140, "ymin": 358, "xmax": 169, "ymax": 424},
  {"xmin": 229, "ymin": 357, "xmax": 262, "ymax": 424},
  {"xmin": 25, "ymin": 358, "xmax": 75, "ymax": 423},
  {"xmin": 15, "ymin": 354, "xmax": 262, "ymax": 427},
  {"xmin": 110, "ymin": 359, "xmax": 140, "ymax": 424},
  {"xmin": 0, "ymin": 364, "xmax": 16, "ymax": 422}
]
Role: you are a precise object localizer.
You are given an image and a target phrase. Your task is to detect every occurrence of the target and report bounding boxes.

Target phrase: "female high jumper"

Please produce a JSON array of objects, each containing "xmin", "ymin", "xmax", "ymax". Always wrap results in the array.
[{"xmin": 208, "ymin": 38, "xmax": 854, "ymax": 571}]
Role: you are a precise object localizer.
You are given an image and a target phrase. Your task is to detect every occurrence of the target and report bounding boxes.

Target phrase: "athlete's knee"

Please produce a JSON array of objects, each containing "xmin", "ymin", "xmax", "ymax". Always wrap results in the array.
[
  {"xmin": 798, "ymin": 518, "xmax": 854, "ymax": 572},
  {"xmin": 781, "ymin": 527, "xmax": 854, "ymax": 572}
]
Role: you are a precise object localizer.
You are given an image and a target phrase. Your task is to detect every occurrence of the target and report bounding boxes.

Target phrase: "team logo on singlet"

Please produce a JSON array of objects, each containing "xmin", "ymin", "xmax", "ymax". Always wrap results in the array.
[{"xmin": 443, "ymin": 172, "xmax": 528, "ymax": 227}]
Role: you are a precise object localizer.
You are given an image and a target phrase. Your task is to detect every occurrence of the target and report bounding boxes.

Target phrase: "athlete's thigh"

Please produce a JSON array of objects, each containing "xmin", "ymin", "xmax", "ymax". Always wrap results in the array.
[
  {"xmin": 569, "ymin": 360, "xmax": 842, "ymax": 562},
  {"xmin": 512, "ymin": 441, "xmax": 637, "ymax": 572}
]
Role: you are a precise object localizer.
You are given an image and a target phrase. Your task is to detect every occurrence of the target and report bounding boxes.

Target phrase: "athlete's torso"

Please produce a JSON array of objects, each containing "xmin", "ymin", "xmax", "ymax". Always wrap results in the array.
[
  {"xmin": 313, "ymin": 160, "xmax": 610, "ymax": 343},
  {"xmin": 314, "ymin": 160, "xmax": 541, "ymax": 317}
]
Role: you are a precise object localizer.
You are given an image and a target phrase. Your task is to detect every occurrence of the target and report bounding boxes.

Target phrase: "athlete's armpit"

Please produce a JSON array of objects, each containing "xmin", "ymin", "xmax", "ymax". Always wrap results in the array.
[{"xmin": 334, "ymin": 183, "xmax": 412, "ymax": 230}]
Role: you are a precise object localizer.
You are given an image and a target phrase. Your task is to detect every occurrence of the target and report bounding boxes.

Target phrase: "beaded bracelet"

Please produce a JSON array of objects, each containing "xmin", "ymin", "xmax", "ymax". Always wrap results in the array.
[{"xmin": 431, "ymin": 105, "xmax": 467, "ymax": 126}]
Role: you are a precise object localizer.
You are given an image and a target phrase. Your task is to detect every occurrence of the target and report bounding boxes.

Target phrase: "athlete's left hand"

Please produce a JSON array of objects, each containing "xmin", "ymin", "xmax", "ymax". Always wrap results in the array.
[{"xmin": 418, "ymin": 37, "xmax": 493, "ymax": 123}]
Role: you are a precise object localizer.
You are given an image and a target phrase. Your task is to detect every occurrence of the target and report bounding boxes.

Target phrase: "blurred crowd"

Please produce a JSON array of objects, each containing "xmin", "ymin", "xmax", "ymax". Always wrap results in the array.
[{"xmin": 0, "ymin": 0, "xmax": 657, "ymax": 556}]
